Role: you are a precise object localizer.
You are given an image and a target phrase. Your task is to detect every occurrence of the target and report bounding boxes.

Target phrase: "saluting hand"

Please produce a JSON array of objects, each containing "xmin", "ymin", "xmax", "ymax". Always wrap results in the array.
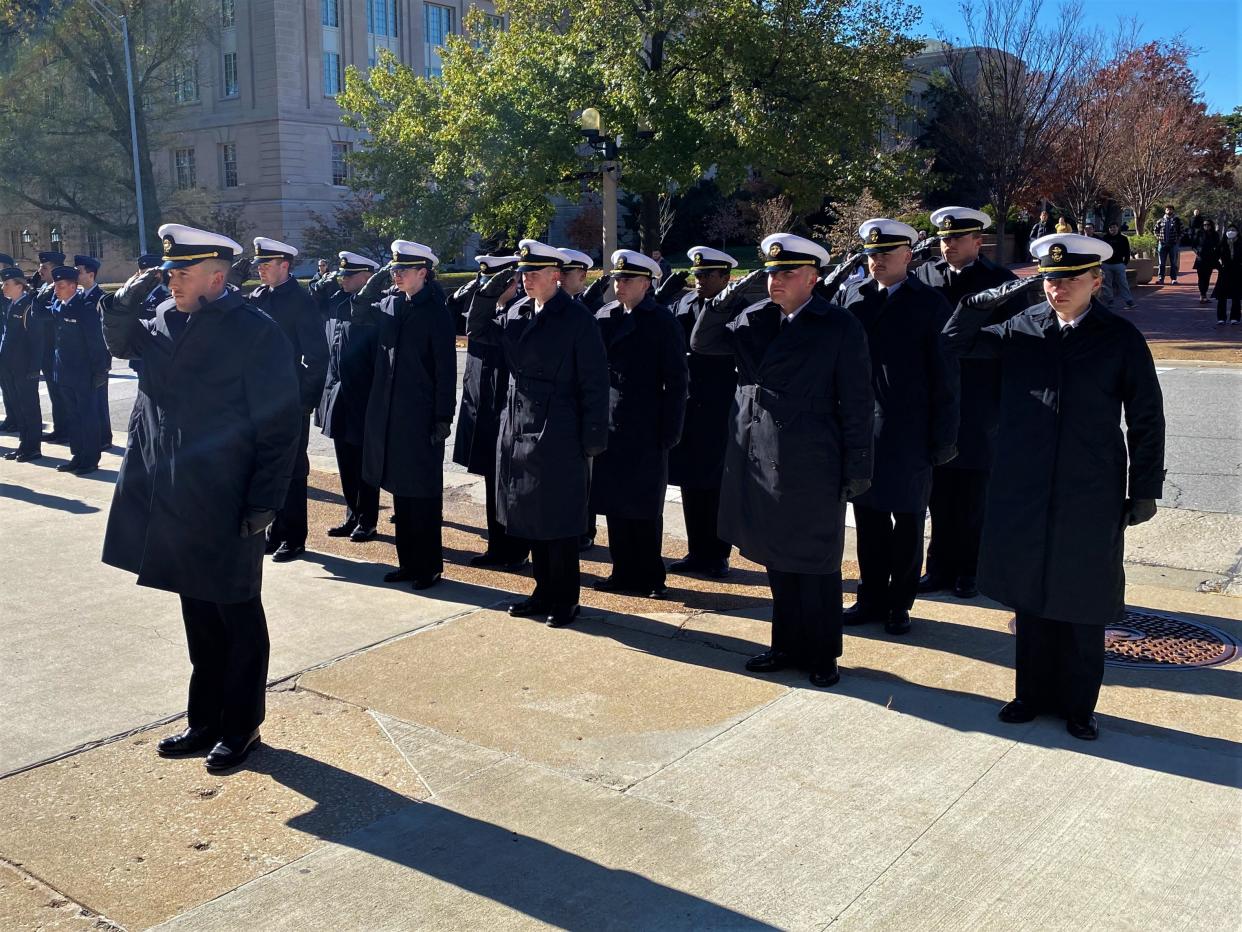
[
  {"xmin": 960, "ymin": 275, "xmax": 1044, "ymax": 312},
  {"xmin": 479, "ymin": 267, "xmax": 515, "ymax": 299},
  {"xmin": 358, "ymin": 265, "xmax": 393, "ymax": 304},
  {"xmin": 227, "ymin": 257, "xmax": 253, "ymax": 288},
  {"xmin": 112, "ymin": 267, "xmax": 163, "ymax": 315},
  {"xmin": 430, "ymin": 421, "xmax": 452, "ymax": 445}
]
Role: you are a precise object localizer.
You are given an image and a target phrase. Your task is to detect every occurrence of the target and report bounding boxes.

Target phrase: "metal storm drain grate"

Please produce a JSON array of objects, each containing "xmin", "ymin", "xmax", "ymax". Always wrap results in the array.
[{"xmin": 1104, "ymin": 611, "xmax": 1239, "ymax": 669}]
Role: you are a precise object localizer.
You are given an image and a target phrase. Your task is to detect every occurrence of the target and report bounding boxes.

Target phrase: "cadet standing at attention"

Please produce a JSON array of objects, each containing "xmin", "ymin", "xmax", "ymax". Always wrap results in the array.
[
  {"xmin": 466, "ymin": 240, "xmax": 610, "ymax": 629},
  {"xmin": 99, "ymin": 223, "xmax": 301, "ymax": 770},
  {"xmin": 837, "ymin": 219, "xmax": 958, "ymax": 637},
  {"xmin": 0, "ymin": 263, "xmax": 45, "ymax": 461},
  {"xmin": 945, "ymin": 234, "xmax": 1165, "ymax": 740},
  {"xmin": 74, "ymin": 255, "xmax": 113, "ymax": 452},
  {"xmin": 590, "ymin": 249, "xmax": 689, "ymax": 599},
  {"xmin": 248, "ymin": 237, "xmax": 329, "ymax": 563},
  {"xmin": 692, "ymin": 234, "xmax": 874, "ymax": 687}
]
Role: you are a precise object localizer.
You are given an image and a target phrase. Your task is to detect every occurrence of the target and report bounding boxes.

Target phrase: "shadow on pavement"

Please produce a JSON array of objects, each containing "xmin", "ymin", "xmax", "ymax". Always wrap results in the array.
[
  {"xmin": 252, "ymin": 747, "xmax": 776, "ymax": 930},
  {"xmin": 0, "ymin": 481, "xmax": 100, "ymax": 514}
]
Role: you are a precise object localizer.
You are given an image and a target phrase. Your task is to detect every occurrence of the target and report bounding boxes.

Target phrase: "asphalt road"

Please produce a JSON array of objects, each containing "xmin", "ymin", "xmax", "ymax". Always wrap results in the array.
[{"xmin": 12, "ymin": 353, "xmax": 1242, "ymax": 516}]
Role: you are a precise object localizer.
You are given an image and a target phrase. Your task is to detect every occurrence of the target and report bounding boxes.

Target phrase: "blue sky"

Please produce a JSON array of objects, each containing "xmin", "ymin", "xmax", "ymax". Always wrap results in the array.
[{"xmin": 913, "ymin": 0, "xmax": 1241, "ymax": 114}]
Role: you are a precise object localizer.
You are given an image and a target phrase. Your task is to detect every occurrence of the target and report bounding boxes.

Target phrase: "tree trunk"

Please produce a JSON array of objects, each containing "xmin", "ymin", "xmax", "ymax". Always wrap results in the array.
[
  {"xmin": 995, "ymin": 195, "xmax": 1010, "ymax": 265},
  {"xmin": 639, "ymin": 191, "xmax": 660, "ymax": 253}
]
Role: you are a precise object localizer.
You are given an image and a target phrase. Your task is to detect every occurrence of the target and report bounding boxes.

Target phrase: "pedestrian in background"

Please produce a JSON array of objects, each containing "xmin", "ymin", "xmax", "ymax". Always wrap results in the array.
[
  {"xmin": 1028, "ymin": 210, "xmax": 1053, "ymax": 258},
  {"xmin": 1213, "ymin": 223, "xmax": 1242, "ymax": 325},
  {"xmin": 1099, "ymin": 222, "xmax": 1136, "ymax": 310},
  {"xmin": 1154, "ymin": 205, "xmax": 1184, "ymax": 285},
  {"xmin": 1193, "ymin": 218, "xmax": 1220, "ymax": 305}
]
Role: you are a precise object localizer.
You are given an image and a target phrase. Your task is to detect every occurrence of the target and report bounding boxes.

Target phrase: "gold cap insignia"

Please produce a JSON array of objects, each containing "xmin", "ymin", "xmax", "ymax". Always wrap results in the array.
[
  {"xmin": 520, "ymin": 246, "xmax": 530, "ymax": 257},
  {"xmin": 162, "ymin": 236, "xmax": 174, "ymax": 255},
  {"xmin": 617, "ymin": 257, "xmax": 628, "ymax": 269},
  {"xmin": 941, "ymin": 216, "xmax": 955, "ymax": 230},
  {"xmin": 1049, "ymin": 244, "xmax": 1065, "ymax": 263},
  {"xmin": 868, "ymin": 228, "xmax": 881, "ymax": 243},
  {"xmin": 768, "ymin": 243, "xmax": 781, "ymax": 257},
  {"xmin": 692, "ymin": 252, "xmax": 703, "ymax": 264}
]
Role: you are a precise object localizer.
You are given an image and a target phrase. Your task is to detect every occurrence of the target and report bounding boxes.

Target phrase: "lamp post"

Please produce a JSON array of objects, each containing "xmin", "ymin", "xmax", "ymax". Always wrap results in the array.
[
  {"xmin": 578, "ymin": 108, "xmax": 654, "ymax": 270},
  {"xmin": 84, "ymin": 0, "xmax": 148, "ymax": 255}
]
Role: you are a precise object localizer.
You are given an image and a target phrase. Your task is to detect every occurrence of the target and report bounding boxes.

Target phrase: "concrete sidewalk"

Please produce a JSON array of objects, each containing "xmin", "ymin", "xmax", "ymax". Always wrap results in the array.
[{"xmin": 0, "ymin": 450, "xmax": 1239, "ymax": 931}]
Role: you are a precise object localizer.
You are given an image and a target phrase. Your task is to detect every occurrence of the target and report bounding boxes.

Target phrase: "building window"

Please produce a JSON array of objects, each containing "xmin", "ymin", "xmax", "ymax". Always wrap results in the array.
[
  {"xmin": 221, "ymin": 143, "xmax": 239, "ymax": 188},
  {"xmin": 321, "ymin": 0, "xmax": 339, "ymax": 28},
  {"xmin": 424, "ymin": 4, "xmax": 453, "ymax": 77},
  {"xmin": 487, "ymin": 14, "xmax": 503, "ymax": 30},
  {"xmin": 322, "ymin": 52, "xmax": 343, "ymax": 96},
  {"xmin": 331, "ymin": 142, "xmax": 351, "ymax": 186},
  {"xmin": 85, "ymin": 229, "xmax": 103, "ymax": 258},
  {"xmin": 173, "ymin": 60, "xmax": 199, "ymax": 103},
  {"xmin": 221, "ymin": 0, "xmax": 235, "ymax": 27},
  {"xmin": 368, "ymin": 0, "xmax": 397, "ymax": 37},
  {"xmin": 222, "ymin": 51, "xmax": 239, "ymax": 97},
  {"xmin": 175, "ymin": 147, "xmax": 197, "ymax": 190}
]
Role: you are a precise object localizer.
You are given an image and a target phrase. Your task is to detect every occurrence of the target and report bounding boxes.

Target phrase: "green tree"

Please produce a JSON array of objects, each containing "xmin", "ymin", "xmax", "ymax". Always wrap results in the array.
[
  {"xmin": 338, "ymin": 0, "xmax": 923, "ymax": 254},
  {"xmin": 0, "ymin": 0, "xmax": 211, "ymax": 252}
]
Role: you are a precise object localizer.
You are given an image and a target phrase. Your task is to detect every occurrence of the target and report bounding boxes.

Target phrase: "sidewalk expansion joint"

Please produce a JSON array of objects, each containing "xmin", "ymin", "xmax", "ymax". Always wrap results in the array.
[
  {"xmin": 0, "ymin": 854, "xmax": 126, "ymax": 932},
  {"xmin": 820, "ymin": 739, "xmax": 1022, "ymax": 930}
]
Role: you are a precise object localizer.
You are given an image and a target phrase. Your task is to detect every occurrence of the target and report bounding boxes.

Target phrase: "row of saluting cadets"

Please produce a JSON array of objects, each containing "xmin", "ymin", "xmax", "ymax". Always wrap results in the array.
[{"xmin": 0, "ymin": 205, "xmax": 1166, "ymax": 771}]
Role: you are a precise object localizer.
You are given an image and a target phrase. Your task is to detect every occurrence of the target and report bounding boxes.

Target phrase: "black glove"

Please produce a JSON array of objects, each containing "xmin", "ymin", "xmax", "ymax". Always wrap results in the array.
[
  {"xmin": 1123, "ymin": 498, "xmax": 1157, "ymax": 526},
  {"xmin": 839, "ymin": 477, "xmax": 871, "ymax": 503},
  {"xmin": 358, "ymin": 266, "xmax": 393, "ymax": 305},
  {"xmin": 227, "ymin": 257, "xmax": 252, "ymax": 289},
  {"xmin": 961, "ymin": 275, "xmax": 1044, "ymax": 312},
  {"xmin": 583, "ymin": 273, "xmax": 612, "ymax": 299},
  {"xmin": 430, "ymin": 420, "xmax": 452, "ymax": 444},
  {"xmin": 818, "ymin": 250, "xmax": 866, "ymax": 298},
  {"xmin": 654, "ymin": 269, "xmax": 690, "ymax": 303},
  {"xmin": 930, "ymin": 444, "xmax": 958, "ymax": 466},
  {"xmin": 910, "ymin": 237, "xmax": 938, "ymax": 263},
  {"xmin": 112, "ymin": 268, "xmax": 163, "ymax": 315},
  {"xmin": 479, "ymin": 267, "xmax": 515, "ymax": 299},
  {"xmin": 239, "ymin": 507, "xmax": 276, "ymax": 537},
  {"xmin": 585, "ymin": 444, "xmax": 606, "ymax": 458}
]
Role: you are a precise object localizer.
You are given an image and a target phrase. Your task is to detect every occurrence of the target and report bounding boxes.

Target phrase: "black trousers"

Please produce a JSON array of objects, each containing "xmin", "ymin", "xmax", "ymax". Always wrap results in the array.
[
  {"xmin": 604, "ymin": 515, "xmax": 666, "ymax": 590},
  {"xmin": 0, "ymin": 372, "xmax": 42, "ymax": 453},
  {"xmin": 1218, "ymin": 295, "xmax": 1241, "ymax": 322},
  {"xmin": 332, "ymin": 437, "xmax": 379, "ymax": 530},
  {"xmin": 924, "ymin": 466, "xmax": 989, "ymax": 580},
  {"xmin": 768, "ymin": 569, "xmax": 843, "ymax": 670},
  {"xmin": 180, "ymin": 594, "xmax": 270, "ymax": 737},
  {"xmin": 530, "ymin": 536, "xmax": 580, "ymax": 610},
  {"xmin": 59, "ymin": 383, "xmax": 100, "ymax": 468},
  {"xmin": 1014, "ymin": 613, "xmax": 1106, "ymax": 720},
  {"xmin": 854, "ymin": 505, "xmax": 925, "ymax": 614},
  {"xmin": 95, "ymin": 379, "xmax": 112, "ymax": 447},
  {"xmin": 393, "ymin": 494, "xmax": 443, "ymax": 578},
  {"xmin": 681, "ymin": 486, "xmax": 732, "ymax": 563},
  {"xmin": 269, "ymin": 413, "xmax": 311, "ymax": 547},
  {"xmin": 1197, "ymin": 266, "xmax": 1215, "ymax": 299},
  {"xmin": 42, "ymin": 348, "xmax": 68, "ymax": 435},
  {"xmin": 483, "ymin": 464, "xmax": 528, "ymax": 561}
]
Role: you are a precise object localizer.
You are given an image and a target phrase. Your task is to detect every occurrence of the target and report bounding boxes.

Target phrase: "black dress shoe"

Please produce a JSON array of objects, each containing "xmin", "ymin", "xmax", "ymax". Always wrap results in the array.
[
  {"xmin": 383, "ymin": 568, "xmax": 415, "ymax": 583},
  {"xmin": 705, "ymin": 559, "xmax": 731, "ymax": 579},
  {"xmin": 271, "ymin": 542, "xmax": 305, "ymax": 562},
  {"xmin": 205, "ymin": 730, "xmax": 261, "ymax": 770},
  {"xmin": 157, "ymin": 726, "xmax": 220, "ymax": 757},
  {"xmin": 14, "ymin": 451, "xmax": 41, "ymax": 463},
  {"xmin": 953, "ymin": 576, "xmax": 979, "ymax": 599},
  {"xmin": 594, "ymin": 575, "xmax": 632, "ymax": 593},
  {"xmin": 349, "ymin": 526, "xmax": 377, "ymax": 542},
  {"xmin": 327, "ymin": 520, "xmax": 357, "ymax": 538},
  {"xmin": 577, "ymin": 534, "xmax": 595, "ymax": 552},
  {"xmin": 43, "ymin": 432, "xmax": 67, "ymax": 443},
  {"xmin": 646, "ymin": 585, "xmax": 668, "ymax": 599},
  {"xmin": 2, "ymin": 451, "xmax": 16, "ymax": 460},
  {"xmin": 843, "ymin": 602, "xmax": 882, "ymax": 626},
  {"xmin": 388, "ymin": 513, "xmax": 396, "ymax": 524},
  {"xmin": 917, "ymin": 573, "xmax": 951, "ymax": 594},
  {"xmin": 469, "ymin": 551, "xmax": 509, "ymax": 567},
  {"xmin": 745, "ymin": 650, "xmax": 791, "ymax": 673},
  {"xmin": 508, "ymin": 598, "xmax": 550, "ymax": 617},
  {"xmin": 667, "ymin": 556, "xmax": 702, "ymax": 574},
  {"xmin": 809, "ymin": 661, "xmax": 841, "ymax": 688},
  {"xmin": 545, "ymin": 604, "xmax": 580, "ymax": 628},
  {"xmin": 55, "ymin": 461, "xmax": 79, "ymax": 472},
  {"xmin": 1066, "ymin": 715, "xmax": 1099, "ymax": 741},
  {"xmin": 0, "ymin": 421, "xmax": 15, "ymax": 431},
  {"xmin": 411, "ymin": 572, "xmax": 442, "ymax": 591},
  {"xmin": 885, "ymin": 609, "xmax": 912, "ymax": 635},
  {"xmin": 504, "ymin": 555, "xmax": 530, "ymax": 570},
  {"xmin": 264, "ymin": 536, "xmax": 280, "ymax": 555},
  {"xmin": 998, "ymin": 699, "xmax": 1038, "ymax": 723},
  {"xmin": 73, "ymin": 463, "xmax": 99, "ymax": 476}
]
